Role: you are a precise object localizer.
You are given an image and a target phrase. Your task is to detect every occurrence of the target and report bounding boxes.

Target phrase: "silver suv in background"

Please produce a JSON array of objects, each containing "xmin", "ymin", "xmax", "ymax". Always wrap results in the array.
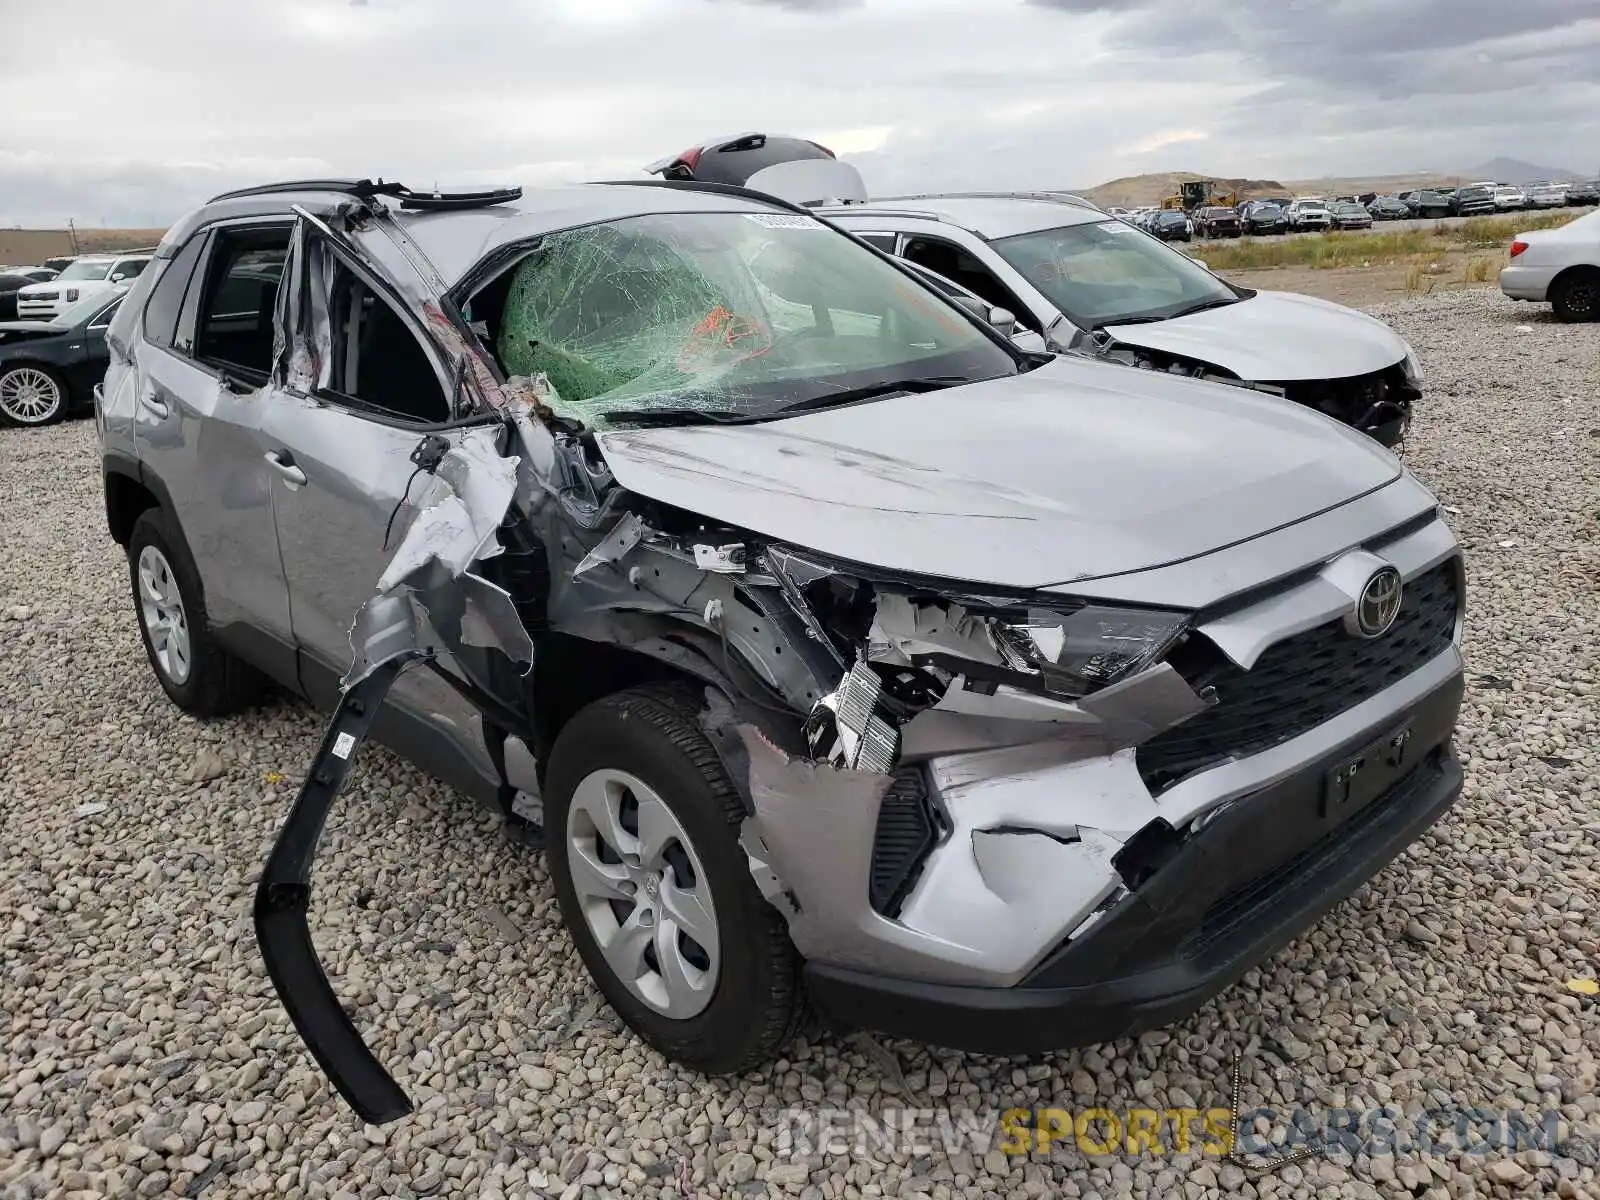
[
  {"xmin": 99, "ymin": 177, "xmax": 1465, "ymax": 1125},
  {"xmin": 823, "ymin": 194, "xmax": 1423, "ymax": 444}
]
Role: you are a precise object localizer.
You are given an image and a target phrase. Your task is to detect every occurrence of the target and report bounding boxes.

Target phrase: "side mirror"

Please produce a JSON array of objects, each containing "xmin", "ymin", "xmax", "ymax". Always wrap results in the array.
[
  {"xmin": 110, "ymin": 273, "xmax": 126, "ymax": 283},
  {"xmin": 950, "ymin": 293, "xmax": 1017, "ymax": 338},
  {"xmin": 986, "ymin": 306, "xmax": 1018, "ymax": 338}
]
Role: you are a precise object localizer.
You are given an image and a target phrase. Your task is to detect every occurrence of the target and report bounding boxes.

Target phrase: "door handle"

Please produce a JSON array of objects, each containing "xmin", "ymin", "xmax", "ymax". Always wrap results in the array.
[
  {"xmin": 264, "ymin": 451, "xmax": 308, "ymax": 487},
  {"xmin": 140, "ymin": 392, "xmax": 169, "ymax": 418}
]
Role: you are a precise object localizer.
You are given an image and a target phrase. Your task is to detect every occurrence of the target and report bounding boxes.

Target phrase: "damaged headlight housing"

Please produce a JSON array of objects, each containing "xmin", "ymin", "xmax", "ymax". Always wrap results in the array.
[
  {"xmin": 949, "ymin": 603, "xmax": 1191, "ymax": 699},
  {"xmin": 864, "ymin": 588, "xmax": 1191, "ymax": 702},
  {"xmin": 1400, "ymin": 339, "xmax": 1424, "ymax": 388}
]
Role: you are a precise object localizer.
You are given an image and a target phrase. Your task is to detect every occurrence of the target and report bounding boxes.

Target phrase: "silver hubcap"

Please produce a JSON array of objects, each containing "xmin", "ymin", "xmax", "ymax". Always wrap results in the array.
[
  {"xmin": 137, "ymin": 546, "xmax": 192, "ymax": 685},
  {"xmin": 0, "ymin": 368, "xmax": 62, "ymax": 423},
  {"xmin": 566, "ymin": 768, "xmax": 720, "ymax": 1019}
]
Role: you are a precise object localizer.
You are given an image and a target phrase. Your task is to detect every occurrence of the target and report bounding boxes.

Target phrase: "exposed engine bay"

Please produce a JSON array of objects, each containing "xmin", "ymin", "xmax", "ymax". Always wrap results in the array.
[{"xmin": 1089, "ymin": 335, "xmax": 1416, "ymax": 447}]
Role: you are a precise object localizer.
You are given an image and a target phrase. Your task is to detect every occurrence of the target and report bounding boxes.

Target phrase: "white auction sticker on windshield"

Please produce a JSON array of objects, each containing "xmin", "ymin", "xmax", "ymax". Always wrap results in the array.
[{"xmin": 744, "ymin": 213, "xmax": 824, "ymax": 230}]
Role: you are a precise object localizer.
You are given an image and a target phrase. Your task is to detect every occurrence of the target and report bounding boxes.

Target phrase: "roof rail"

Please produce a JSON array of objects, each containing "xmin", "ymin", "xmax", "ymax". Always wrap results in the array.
[
  {"xmin": 812, "ymin": 204, "xmax": 944, "ymax": 221},
  {"xmin": 593, "ymin": 177, "xmax": 818, "ymax": 218},
  {"xmin": 205, "ymin": 178, "xmax": 524, "ymax": 211},
  {"xmin": 881, "ymin": 190, "xmax": 1105, "ymax": 211}
]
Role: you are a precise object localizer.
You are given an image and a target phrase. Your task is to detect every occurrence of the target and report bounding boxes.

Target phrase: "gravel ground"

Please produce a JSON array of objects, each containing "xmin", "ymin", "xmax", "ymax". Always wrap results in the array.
[{"xmin": 1, "ymin": 289, "xmax": 1597, "ymax": 1200}]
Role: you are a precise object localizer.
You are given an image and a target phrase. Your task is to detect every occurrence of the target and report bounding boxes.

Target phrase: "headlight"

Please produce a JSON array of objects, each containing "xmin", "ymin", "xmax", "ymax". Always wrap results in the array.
[
  {"xmin": 1400, "ymin": 339, "xmax": 1424, "ymax": 387},
  {"xmin": 66, "ymin": 288, "xmax": 80, "ymax": 302},
  {"xmin": 985, "ymin": 604, "xmax": 1192, "ymax": 697},
  {"xmin": 868, "ymin": 592, "xmax": 1191, "ymax": 700}
]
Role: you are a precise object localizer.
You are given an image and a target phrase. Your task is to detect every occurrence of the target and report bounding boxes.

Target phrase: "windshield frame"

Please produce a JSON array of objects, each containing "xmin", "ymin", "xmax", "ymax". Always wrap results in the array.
[
  {"xmin": 455, "ymin": 207, "xmax": 1031, "ymax": 428},
  {"xmin": 989, "ymin": 218, "xmax": 1242, "ymax": 331}
]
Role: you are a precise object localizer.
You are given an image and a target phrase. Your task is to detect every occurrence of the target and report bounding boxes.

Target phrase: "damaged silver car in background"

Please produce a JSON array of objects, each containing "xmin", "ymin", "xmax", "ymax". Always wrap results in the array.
[{"xmin": 97, "ymin": 176, "xmax": 1466, "ymax": 1126}]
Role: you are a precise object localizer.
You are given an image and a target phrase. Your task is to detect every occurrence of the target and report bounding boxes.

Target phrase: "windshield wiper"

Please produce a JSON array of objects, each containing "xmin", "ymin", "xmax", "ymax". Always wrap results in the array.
[
  {"xmin": 601, "ymin": 376, "xmax": 979, "ymax": 429},
  {"xmin": 601, "ymin": 408, "xmax": 755, "ymax": 428},
  {"xmin": 1165, "ymin": 296, "xmax": 1241, "ymax": 319},
  {"xmin": 767, "ymin": 375, "xmax": 976, "ymax": 416},
  {"xmin": 1092, "ymin": 314, "xmax": 1163, "ymax": 330}
]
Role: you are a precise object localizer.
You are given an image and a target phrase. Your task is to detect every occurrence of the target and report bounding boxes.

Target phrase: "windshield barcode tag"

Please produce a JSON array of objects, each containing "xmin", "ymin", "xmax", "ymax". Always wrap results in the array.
[{"xmin": 745, "ymin": 213, "xmax": 823, "ymax": 230}]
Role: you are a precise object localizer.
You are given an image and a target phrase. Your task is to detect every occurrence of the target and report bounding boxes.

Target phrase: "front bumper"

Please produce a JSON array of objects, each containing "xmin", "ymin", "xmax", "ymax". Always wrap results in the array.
[{"xmin": 807, "ymin": 672, "xmax": 1463, "ymax": 1054}]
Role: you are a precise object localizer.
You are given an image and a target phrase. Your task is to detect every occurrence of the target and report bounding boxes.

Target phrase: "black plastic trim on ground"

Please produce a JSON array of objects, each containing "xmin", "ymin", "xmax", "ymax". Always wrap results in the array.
[{"xmin": 254, "ymin": 653, "xmax": 427, "ymax": 1126}]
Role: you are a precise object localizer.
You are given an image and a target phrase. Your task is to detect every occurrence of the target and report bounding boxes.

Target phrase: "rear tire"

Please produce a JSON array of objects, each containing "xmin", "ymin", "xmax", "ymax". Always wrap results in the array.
[
  {"xmin": 1550, "ymin": 269, "xmax": 1600, "ymax": 323},
  {"xmin": 127, "ymin": 508, "xmax": 261, "ymax": 717},
  {"xmin": 545, "ymin": 684, "xmax": 804, "ymax": 1073}
]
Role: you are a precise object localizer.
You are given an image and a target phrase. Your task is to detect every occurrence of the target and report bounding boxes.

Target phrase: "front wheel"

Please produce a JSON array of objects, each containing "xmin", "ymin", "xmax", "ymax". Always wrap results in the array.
[
  {"xmin": 1551, "ymin": 269, "xmax": 1600, "ymax": 323},
  {"xmin": 0, "ymin": 363, "xmax": 66, "ymax": 427},
  {"xmin": 545, "ymin": 685, "xmax": 804, "ymax": 1073}
]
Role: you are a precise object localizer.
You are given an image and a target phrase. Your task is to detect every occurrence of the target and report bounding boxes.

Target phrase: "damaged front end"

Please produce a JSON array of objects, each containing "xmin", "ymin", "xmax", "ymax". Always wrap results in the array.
[
  {"xmin": 253, "ymin": 363, "xmax": 1222, "ymax": 1117},
  {"xmin": 1075, "ymin": 333, "xmax": 1417, "ymax": 449}
]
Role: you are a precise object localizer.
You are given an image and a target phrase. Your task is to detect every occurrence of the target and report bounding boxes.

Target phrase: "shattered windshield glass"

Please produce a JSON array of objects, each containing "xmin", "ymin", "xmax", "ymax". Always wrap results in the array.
[
  {"xmin": 991, "ymin": 221, "xmax": 1237, "ymax": 329},
  {"xmin": 488, "ymin": 212, "xmax": 1015, "ymax": 427}
]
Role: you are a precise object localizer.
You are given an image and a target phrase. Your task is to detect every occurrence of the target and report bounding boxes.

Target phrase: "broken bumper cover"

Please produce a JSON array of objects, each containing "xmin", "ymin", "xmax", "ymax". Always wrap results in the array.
[{"xmin": 803, "ymin": 666, "xmax": 1463, "ymax": 1054}]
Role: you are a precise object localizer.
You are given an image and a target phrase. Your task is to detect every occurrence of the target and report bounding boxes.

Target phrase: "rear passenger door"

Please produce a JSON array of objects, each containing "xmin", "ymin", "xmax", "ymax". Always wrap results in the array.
[{"xmin": 131, "ymin": 219, "xmax": 297, "ymax": 672}]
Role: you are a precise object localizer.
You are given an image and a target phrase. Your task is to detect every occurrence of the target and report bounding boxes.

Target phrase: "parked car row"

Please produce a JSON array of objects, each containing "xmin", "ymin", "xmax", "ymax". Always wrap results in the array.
[
  {"xmin": 1168, "ymin": 178, "xmax": 1600, "ymax": 244},
  {"xmin": 95, "ymin": 168, "xmax": 1465, "ymax": 1121}
]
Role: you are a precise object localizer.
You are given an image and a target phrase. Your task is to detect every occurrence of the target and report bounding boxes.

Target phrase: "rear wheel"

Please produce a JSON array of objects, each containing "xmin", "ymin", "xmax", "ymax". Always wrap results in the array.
[
  {"xmin": 546, "ymin": 684, "xmax": 804, "ymax": 1073},
  {"xmin": 127, "ymin": 508, "xmax": 261, "ymax": 716},
  {"xmin": 0, "ymin": 364, "xmax": 66, "ymax": 427},
  {"xmin": 1551, "ymin": 269, "xmax": 1600, "ymax": 323}
]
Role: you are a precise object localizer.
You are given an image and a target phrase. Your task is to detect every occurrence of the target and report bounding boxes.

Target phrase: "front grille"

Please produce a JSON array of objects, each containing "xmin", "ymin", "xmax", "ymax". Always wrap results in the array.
[
  {"xmin": 1181, "ymin": 755, "xmax": 1442, "ymax": 958},
  {"xmin": 22, "ymin": 292, "xmax": 57, "ymax": 302},
  {"xmin": 868, "ymin": 767, "xmax": 941, "ymax": 919},
  {"xmin": 1137, "ymin": 560, "xmax": 1459, "ymax": 793}
]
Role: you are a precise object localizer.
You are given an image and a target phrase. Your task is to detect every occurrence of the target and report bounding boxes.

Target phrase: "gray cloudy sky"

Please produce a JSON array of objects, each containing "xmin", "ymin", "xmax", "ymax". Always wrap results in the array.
[{"xmin": 3, "ymin": 0, "xmax": 1596, "ymax": 227}]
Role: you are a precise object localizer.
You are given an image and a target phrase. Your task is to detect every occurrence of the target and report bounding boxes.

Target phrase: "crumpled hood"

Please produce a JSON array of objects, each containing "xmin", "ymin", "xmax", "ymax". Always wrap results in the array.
[
  {"xmin": 1103, "ymin": 289, "xmax": 1407, "ymax": 382},
  {"xmin": 595, "ymin": 356, "xmax": 1402, "ymax": 591}
]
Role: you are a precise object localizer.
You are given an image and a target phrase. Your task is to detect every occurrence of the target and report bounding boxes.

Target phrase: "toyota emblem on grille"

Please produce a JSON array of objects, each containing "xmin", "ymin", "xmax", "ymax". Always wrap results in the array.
[{"xmin": 1350, "ymin": 566, "xmax": 1403, "ymax": 638}]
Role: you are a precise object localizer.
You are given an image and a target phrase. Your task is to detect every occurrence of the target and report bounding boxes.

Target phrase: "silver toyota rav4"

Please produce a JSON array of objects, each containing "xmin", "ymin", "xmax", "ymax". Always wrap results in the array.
[{"xmin": 97, "ymin": 177, "xmax": 1465, "ymax": 1125}]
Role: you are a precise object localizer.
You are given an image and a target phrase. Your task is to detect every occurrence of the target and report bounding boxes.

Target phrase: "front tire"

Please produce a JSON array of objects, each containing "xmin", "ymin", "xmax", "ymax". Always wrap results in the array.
[
  {"xmin": 1551, "ymin": 269, "xmax": 1600, "ymax": 323},
  {"xmin": 545, "ymin": 684, "xmax": 804, "ymax": 1073},
  {"xmin": 0, "ymin": 363, "xmax": 67, "ymax": 427},
  {"xmin": 127, "ymin": 508, "xmax": 261, "ymax": 716}
]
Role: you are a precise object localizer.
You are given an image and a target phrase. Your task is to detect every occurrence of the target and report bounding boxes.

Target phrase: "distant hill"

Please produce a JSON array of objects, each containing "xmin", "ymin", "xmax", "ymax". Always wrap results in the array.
[
  {"xmin": 1080, "ymin": 172, "xmax": 1289, "ymax": 208},
  {"xmin": 1077, "ymin": 159, "xmax": 1592, "ymax": 210},
  {"xmin": 1464, "ymin": 157, "xmax": 1582, "ymax": 184}
]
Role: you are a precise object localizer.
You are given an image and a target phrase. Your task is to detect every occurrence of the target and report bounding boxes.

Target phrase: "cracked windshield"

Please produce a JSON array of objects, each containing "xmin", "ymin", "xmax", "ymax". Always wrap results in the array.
[
  {"xmin": 487, "ymin": 211, "xmax": 1018, "ymax": 427},
  {"xmin": 994, "ymin": 219, "xmax": 1238, "ymax": 328}
]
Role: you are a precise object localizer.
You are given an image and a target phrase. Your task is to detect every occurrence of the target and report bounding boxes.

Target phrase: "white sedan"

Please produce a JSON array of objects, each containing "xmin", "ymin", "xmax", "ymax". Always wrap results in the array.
[{"xmin": 1499, "ymin": 209, "xmax": 1600, "ymax": 321}]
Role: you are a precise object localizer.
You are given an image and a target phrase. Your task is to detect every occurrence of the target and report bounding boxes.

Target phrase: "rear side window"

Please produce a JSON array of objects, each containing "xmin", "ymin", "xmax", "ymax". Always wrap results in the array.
[
  {"xmin": 854, "ymin": 233, "xmax": 898, "ymax": 253},
  {"xmin": 141, "ymin": 235, "xmax": 209, "ymax": 350},
  {"xmin": 192, "ymin": 226, "xmax": 291, "ymax": 380}
]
